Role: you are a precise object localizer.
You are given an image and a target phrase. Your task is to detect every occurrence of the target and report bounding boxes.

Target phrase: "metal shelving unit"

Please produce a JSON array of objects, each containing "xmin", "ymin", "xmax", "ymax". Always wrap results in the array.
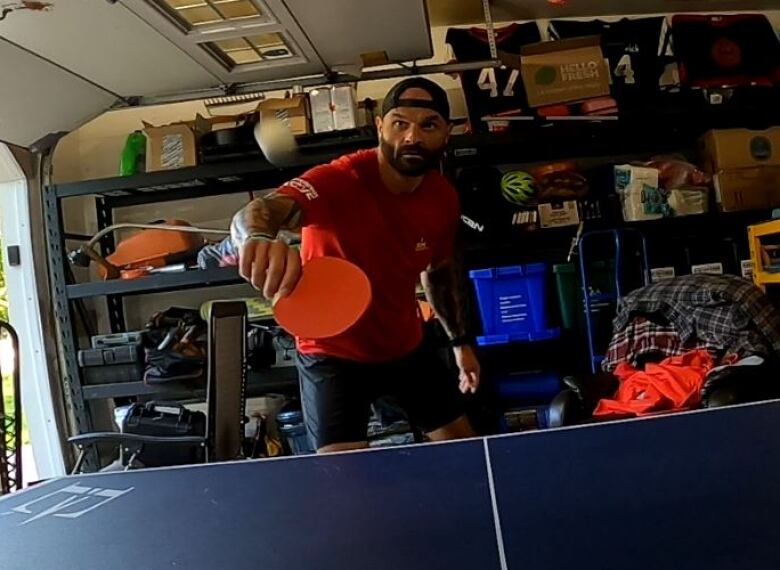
[
  {"xmin": 45, "ymin": 129, "xmax": 376, "ymax": 439},
  {"xmin": 446, "ymin": 92, "xmax": 780, "ymax": 384},
  {"xmin": 446, "ymin": 88, "xmax": 780, "ymax": 168},
  {"xmin": 46, "ymin": 95, "xmax": 780, "ymax": 440},
  {"xmin": 66, "ymin": 267, "xmax": 243, "ymax": 299},
  {"xmin": 81, "ymin": 368, "xmax": 298, "ymax": 401}
]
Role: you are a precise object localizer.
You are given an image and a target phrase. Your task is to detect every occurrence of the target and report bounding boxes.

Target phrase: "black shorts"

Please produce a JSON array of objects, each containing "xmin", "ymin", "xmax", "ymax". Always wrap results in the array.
[{"xmin": 296, "ymin": 343, "xmax": 466, "ymax": 449}]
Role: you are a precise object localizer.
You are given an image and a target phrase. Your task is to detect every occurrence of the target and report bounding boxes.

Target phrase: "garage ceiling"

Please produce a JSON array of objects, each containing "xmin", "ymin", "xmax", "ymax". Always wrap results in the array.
[
  {"xmin": 282, "ymin": 0, "xmax": 432, "ymax": 69},
  {"xmin": 0, "ymin": 0, "xmax": 221, "ymax": 96},
  {"xmin": 0, "ymin": 38, "xmax": 118, "ymax": 152},
  {"xmin": 3, "ymin": 0, "xmax": 779, "ymax": 149},
  {"xmin": 0, "ymin": 0, "xmax": 433, "ymax": 148}
]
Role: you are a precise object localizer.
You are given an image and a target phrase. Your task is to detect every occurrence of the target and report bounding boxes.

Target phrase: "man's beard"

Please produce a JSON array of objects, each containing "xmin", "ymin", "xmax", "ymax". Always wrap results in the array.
[{"xmin": 379, "ymin": 137, "xmax": 444, "ymax": 177}]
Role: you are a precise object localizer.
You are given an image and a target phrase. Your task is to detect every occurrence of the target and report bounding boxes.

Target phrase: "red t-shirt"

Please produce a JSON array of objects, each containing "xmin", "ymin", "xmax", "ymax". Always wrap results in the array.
[{"xmin": 277, "ymin": 148, "xmax": 460, "ymax": 363}]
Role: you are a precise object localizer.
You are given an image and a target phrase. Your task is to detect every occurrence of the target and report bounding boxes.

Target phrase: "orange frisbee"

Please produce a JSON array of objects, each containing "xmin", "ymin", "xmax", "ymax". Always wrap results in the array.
[{"xmin": 273, "ymin": 256, "xmax": 372, "ymax": 339}]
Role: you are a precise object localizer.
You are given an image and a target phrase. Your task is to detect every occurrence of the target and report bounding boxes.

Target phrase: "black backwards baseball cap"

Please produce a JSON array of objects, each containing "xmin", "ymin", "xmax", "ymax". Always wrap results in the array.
[{"xmin": 381, "ymin": 77, "xmax": 451, "ymax": 122}]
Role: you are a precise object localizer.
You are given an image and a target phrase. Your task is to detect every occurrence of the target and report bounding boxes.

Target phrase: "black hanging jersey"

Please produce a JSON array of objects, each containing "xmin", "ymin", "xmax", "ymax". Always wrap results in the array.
[
  {"xmin": 549, "ymin": 17, "xmax": 666, "ymax": 97},
  {"xmin": 446, "ymin": 22, "xmax": 541, "ymax": 131},
  {"xmin": 671, "ymin": 14, "xmax": 780, "ymax": 88}
]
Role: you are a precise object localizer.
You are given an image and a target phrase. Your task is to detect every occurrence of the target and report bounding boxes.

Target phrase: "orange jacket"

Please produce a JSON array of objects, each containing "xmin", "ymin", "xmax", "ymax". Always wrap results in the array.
[{"xmin": 594, "ymin": 350, "xmax": 714, "ymax": 418}]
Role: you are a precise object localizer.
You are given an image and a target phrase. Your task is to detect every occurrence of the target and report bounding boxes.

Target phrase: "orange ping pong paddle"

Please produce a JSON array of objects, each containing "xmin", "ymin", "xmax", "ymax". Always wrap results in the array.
[{"xmin": 273, "ymin": 256, "xmax": 371, "ymax": 339}]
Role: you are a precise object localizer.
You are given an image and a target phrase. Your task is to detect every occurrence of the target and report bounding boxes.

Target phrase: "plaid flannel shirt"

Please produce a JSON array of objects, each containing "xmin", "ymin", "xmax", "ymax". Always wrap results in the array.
[
  {"xmin": 603, "ymin": 316, "xmax": 720, "ymax": 372},
  {"xmin": 612, "ymin": 274, "xmax": 780, "ymax": 362}
]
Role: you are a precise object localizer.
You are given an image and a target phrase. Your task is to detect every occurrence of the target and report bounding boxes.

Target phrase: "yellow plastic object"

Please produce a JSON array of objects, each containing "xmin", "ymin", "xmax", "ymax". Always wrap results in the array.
[{"xmin": 748, "ymin": 218, "xmax": 780, "ymax": 291}]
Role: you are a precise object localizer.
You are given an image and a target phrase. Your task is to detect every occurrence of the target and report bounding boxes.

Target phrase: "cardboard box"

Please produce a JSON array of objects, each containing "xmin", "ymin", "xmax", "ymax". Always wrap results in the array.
[
  {"xmin": 143, "ymin": 115, "xmax": 210, "ymax": 172},
  {"xmin": 521, "ymin": 37, "xmax": 610, "ymax": 108},
  {"xmin": 701, "ymin": 128, "xmax": 780, "ymax": 211},
  {"xmin": 712, "ymin": 168, "xmax": 780, "ymax": 211},
  {"xmin": 538, "ymin": 200, "xmax": 580, "ymax": 228},
  {"xmin": 701, "ymin": 127, "xmax": 780, "ymax": 170},
  {"xmin": 309, "ymin": 86, "xmax": 358, "ymax": 133},
  {"xmin": 259, "ymin": 94, "xmax": 311, "ymax": 136}
]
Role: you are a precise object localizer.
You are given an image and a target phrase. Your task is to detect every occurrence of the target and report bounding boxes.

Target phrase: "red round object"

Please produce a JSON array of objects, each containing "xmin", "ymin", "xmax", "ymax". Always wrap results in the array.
[
  {"xmin": 274, "ymin": 256, "xmax": 372, "ymax": 339},
  {"xmin": 712, "ymin": 37, "xmax": 742, "ymax": 69}
]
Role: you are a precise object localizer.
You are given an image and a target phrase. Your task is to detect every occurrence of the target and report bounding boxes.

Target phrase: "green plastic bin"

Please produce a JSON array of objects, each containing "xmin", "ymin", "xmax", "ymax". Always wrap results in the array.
[{"xmin": 553, "ymin": 261, "xmax": 615, "ymax": 334}]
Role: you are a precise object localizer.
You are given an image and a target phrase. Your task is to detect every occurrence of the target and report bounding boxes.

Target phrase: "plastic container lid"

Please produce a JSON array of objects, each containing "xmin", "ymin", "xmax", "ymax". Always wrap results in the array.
[
  {"xmin": 477, "ymin": 328, "xmax": 561, "ymax": 346},
  {"xmin": 469, "ymin": 263, "xmax": 547, "ymax": 279}
]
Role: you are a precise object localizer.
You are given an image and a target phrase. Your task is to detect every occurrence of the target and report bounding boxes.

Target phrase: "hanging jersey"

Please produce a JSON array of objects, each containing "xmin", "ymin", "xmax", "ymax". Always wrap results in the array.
[
  {"xmin": 671, "ymin": 14, "xmax": 780, "ymax": 88},
  {"xmin": 549, "ymin": 17, "xmax": 667, "ymax": 98},
  {"xmin": 446, "ymin": 22, "xmax": 541, "ymax": 131}
]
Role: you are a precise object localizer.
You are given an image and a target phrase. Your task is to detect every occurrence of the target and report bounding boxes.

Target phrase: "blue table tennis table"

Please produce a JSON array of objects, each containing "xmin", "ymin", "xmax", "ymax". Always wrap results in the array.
[{"xmin": 2, "ymin": 399, "xmax": 780, "ymax": 569}]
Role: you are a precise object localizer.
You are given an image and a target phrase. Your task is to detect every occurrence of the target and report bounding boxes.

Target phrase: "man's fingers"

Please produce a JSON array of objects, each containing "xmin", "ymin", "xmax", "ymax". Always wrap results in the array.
[
  {"xmin": 250, "ymin": 240, "xmax": 271, "ymax": 291},
  {"xmin": 263, "ymin": 240, "xmax": 289, "ymax": 299},
  {"xmin": 467, "ymin": 372, "xmax": 479, "ymax": 394},
  {"xmin": 239, "ymin": 239, "xmax": 257, "ymax": 281},
  {"xmin": 469, "ymin": 371, "xmax": 480, "ymax": 393},
  {"xmin": 459, "ymin": 374, "xmax": 469, "ymax": 394},
  {"xmin": 459, "ymin": 371, "xmax": 479, "ymax": 394},
  {"xmin": 239, "ymin": 238, "xmax": 300, "ymax": 299},
  {"xmin": 277, "ymin": 248, "xmax": 302, "ymax": 298}
]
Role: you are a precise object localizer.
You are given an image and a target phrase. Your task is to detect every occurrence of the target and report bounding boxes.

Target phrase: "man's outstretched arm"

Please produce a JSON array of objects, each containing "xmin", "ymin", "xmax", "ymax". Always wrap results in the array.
[{"xmin": 420, "ymin": 253, "xmax": 481, "ymax": 394}]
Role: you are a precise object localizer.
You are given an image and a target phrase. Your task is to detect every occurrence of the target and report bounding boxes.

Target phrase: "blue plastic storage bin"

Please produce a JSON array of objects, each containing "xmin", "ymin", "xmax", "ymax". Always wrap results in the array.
[
  {"xmin": 469, "ymin": 263, "xmax": 560, "ymax": 346},
  {"xmin": 494, "ymin": 371, "xmax": 562, "ymax": 404}
]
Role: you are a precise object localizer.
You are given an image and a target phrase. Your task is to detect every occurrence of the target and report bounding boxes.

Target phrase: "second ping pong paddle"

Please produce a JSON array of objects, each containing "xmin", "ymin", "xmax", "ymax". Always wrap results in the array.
[{"xmin": 273, "ymin": 256, "xmax": 371, "ymax": 339}]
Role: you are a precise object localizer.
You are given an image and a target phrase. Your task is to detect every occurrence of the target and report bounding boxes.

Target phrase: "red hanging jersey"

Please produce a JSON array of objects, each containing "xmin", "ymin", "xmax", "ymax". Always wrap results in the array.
[{"xmin": 277, "ymin": 149, "xmax": 460, "ymax": 363}]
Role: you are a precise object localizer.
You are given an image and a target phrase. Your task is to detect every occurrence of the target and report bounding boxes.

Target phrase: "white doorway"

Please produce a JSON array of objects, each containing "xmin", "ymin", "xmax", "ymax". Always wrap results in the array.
[{"xmin": 0, "ymin": 144, "xmax": 65, "ymax": 481}]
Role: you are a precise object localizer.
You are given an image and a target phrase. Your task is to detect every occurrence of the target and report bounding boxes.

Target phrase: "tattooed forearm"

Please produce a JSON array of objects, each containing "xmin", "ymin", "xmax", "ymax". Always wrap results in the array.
[
  {"xmin": 420, "ymin": 257, "xmax": 469, "ymax": 340},
  {"xmin": 230, "ymin": 191, "xmax": 302, "ymax": 246}
]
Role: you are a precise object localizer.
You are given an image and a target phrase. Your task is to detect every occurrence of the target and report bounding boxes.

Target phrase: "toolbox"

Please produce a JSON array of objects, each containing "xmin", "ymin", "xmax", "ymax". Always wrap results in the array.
[
  {"xmin": 122, "ymin": 401, "xmax": 206, "ymax": 466},
  {"xmin": 77, "ymin": 345, "xmax": 142, "ymax": 367}
]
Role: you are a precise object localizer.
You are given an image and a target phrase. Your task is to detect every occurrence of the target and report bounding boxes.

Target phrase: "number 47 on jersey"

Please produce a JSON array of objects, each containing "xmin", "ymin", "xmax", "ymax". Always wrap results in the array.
[{"xmin": 477, "ymin": 68, "xmax": 520, "ymax": 98}]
